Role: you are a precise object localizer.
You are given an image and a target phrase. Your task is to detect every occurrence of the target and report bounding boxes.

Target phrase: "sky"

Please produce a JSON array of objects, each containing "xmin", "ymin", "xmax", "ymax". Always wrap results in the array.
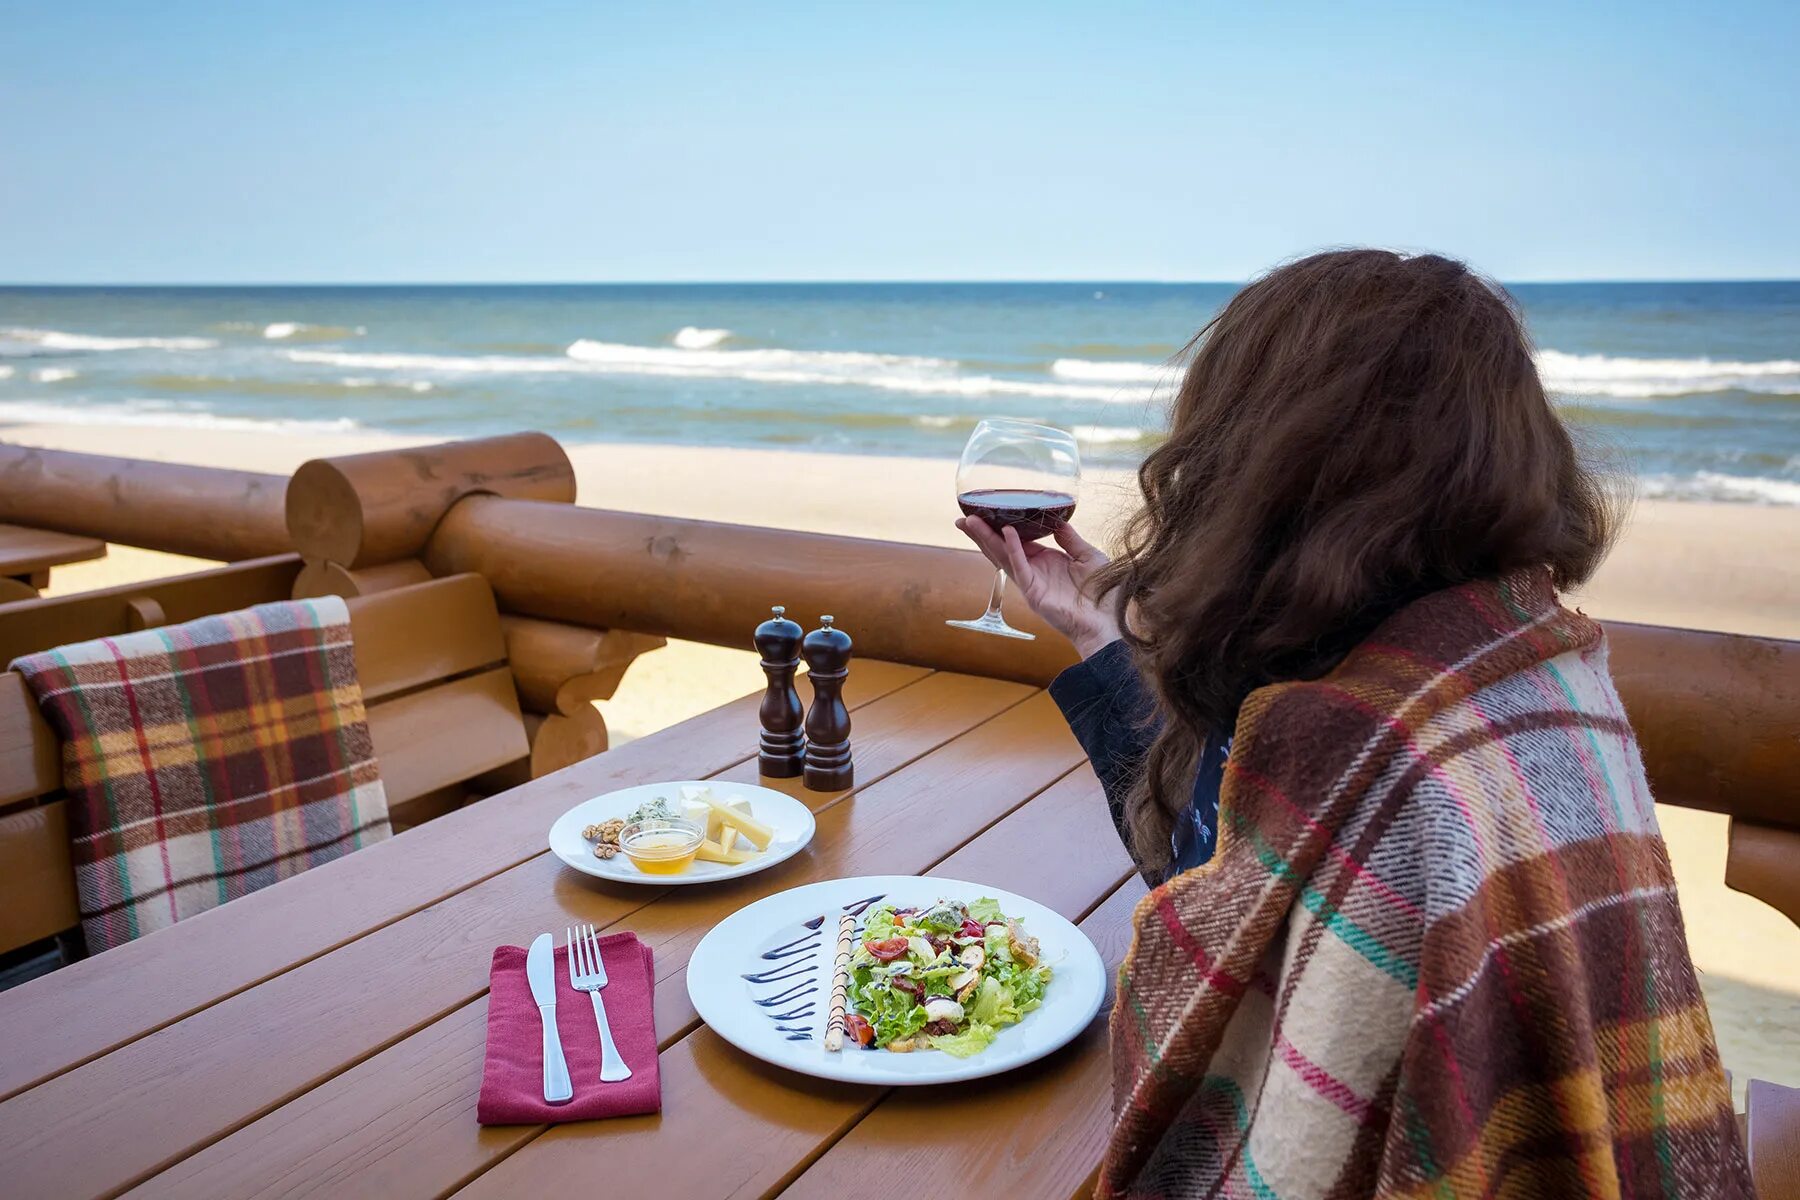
[{"xmin": 4, "ymin": 1, "xmax": 1797, "ymax": 284}]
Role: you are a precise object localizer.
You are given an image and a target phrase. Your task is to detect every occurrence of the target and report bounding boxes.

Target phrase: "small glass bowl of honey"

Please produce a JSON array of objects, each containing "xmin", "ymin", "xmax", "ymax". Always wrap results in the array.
[{"xmin": 618, "ymin": 817, "xmax": 704, "ymax": 874}]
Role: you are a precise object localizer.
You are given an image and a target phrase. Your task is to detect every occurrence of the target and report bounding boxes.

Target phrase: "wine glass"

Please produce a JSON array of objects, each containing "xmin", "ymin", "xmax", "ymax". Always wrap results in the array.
[{"xmin": 947, "ymin": 418, "xmax": 1082, "ymax": 640}]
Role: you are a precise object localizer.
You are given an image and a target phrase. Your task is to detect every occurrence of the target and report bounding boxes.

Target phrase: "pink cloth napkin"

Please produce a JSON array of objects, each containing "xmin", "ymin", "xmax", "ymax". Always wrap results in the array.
[{"xmin": 477, "ymin": 932, "xmax": 661, "ymax": 1124}]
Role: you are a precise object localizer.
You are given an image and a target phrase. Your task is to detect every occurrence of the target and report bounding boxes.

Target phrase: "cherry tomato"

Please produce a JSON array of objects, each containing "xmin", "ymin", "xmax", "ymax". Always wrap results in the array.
[
  {"xmin": 844, "ymin": 1013, "xmax": 875, "ymax": 1047},
  {"xmin": 866, "ymin": 937, "xmax": 910, "ymax": 962}
]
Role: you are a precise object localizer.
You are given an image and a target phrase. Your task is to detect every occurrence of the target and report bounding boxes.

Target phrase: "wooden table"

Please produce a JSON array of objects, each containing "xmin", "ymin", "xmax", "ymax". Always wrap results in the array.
[
  {"xmin": 0, "ymin": 660, "xmax": 1142, "ymax": 1199},
  {"xmin": 0, "ymin": 522, "xmax": 106, "ymax": 601}
]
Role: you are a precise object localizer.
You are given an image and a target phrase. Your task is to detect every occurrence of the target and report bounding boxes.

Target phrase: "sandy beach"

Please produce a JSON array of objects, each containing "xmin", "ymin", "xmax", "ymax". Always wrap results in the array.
[{"xmin": 10, "ymin": 420, "xmax": 1799, "ymax": 1100}]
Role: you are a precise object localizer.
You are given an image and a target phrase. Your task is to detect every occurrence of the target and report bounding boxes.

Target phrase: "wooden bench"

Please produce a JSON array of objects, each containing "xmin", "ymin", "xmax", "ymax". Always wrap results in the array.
[{"xmin": 0, "ymin": 573, "xmax": 529, "ymax": 959}]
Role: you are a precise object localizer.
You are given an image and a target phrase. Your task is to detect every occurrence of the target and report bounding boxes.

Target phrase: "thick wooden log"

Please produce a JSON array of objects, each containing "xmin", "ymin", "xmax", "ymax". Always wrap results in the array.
[
  {"xmin": 285, "ymin": 433, "xmax": 576, "ymax": 569},
  {"xmin": 292, "ymin": 558, "xmax": 432, "ymax": 600},
  {"xmin": 1605, "ymin": 620, "xmax": 1800, "ymax": 830},
  {"xmin": 425, "ymin": 496, "xmax": 1080, "ymax": 686},
  {"xmin": 497, "ymin": 614, "xmax": 664, "ymax": 714},
  {"xmin": 0, "ymin": 444, "xmax": 287, "ymax": 561}
]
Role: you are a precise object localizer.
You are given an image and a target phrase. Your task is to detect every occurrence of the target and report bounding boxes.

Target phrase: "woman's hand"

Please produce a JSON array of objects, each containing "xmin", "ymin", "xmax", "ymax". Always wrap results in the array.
[{"xmin": 955, "ymin": 518, "xmax": 1123, "ymax": 658}]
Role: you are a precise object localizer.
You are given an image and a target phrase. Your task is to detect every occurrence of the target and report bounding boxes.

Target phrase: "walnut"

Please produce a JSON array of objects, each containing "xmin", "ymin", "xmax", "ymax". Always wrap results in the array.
[
  {"xmin": 593, "ymin": 842, "xmax": 620, "ymax": 860},
  {"xmin": 582, "ymin": 818, "xmax": 627, "ymax": 846}
]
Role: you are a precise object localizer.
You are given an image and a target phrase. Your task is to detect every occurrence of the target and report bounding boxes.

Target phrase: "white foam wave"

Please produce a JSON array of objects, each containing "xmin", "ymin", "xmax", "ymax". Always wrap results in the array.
[
  {"xmin": 0, "ymin": 399, "xmax": 362, "ymax": 435},
  {"xmin": 0, "ymin": 365, "xmax": 12, "ymax": 379},
  {"xmin": 0, "ymin": 326, "xmax": 217, "ymax": 354},
  {"xmin": 340, "ymin": 376, "xmax": 432, "ymax": 393},
  {"xmin": 1052, "ymin": 358, "xmax": 1172, "ymax": 383},
  {"xmin": 1073, "ymin": 424, "xmax": 1153, "ymax": 444},
  {"xmin": 673, "ymin": 326, "xmax": 731, "ymax": 349},
  {"xmin": 1638, "ymin": 471, "xmax": 1800, "ymax": 506},
  {"xmin": 1537, "ymin": 349, "xmax": 1800, "ymax": 398},
  {"xmin": 914, "ymin": 415, "xmax": 971, "ymax": 429},
  {"xmin": 261, "ymin": 321, "xmax": 364, "ymax": 340},
  {"xmin": 32, "ymin": 367, "xmax": 78, "ymax": 383},
  {"xmin": 288, "ymin": 342, "xmax": 1157, "ymax": 403}
]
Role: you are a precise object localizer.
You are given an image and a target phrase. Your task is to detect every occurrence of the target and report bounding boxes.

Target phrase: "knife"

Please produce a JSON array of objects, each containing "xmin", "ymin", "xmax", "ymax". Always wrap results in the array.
[{"xmin": 528, "ymin": 932, "xmax": 573, "ymax": 1104}]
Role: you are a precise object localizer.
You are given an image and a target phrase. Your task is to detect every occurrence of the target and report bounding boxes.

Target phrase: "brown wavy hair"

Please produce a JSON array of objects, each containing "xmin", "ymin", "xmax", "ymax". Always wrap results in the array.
[{"xmin": 1094, "ymin": 249, "xmax": 1618, "ymax": 872}]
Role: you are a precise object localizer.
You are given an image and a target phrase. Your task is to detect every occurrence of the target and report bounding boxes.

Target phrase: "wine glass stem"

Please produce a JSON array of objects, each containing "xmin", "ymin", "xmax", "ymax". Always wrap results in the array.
[{"xmin": 982, "ymin": 568, "xmax": 1010, "ymax": 621}]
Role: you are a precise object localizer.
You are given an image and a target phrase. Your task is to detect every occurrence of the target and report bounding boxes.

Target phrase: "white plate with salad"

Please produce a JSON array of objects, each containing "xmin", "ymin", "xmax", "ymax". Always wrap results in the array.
[
  {"xmin": 687, "ymin": 875, "xmax": 1106, "ymax": 1084},
  {"xmin": 548, "ymin": 781, "xmax": 815, "ymax": 885}
]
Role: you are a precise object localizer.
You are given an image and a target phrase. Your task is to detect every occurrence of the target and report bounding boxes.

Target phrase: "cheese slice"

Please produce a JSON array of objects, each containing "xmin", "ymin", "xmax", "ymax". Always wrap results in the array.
[
  {"xmin": 698, "ymin": 790, "xmax": 774, "ymax": 851},
  {"xmin": 683, "ymin": 790, "xmax": 756, "ymax": 850},
  {"xmin": 694, "ymin": 837, "xmax": 758, "ymax": 865}
]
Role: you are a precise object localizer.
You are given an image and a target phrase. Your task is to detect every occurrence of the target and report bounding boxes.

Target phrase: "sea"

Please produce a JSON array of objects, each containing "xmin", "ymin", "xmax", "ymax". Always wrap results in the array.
[{"xmin": 1, "ymin": 282, "xmax": 1796, "ymax": 505}]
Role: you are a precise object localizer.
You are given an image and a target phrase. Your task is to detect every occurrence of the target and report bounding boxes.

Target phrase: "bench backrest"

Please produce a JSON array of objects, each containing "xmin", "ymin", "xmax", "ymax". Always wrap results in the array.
[{"xmin": 0, "ymin": 573, "xmax": 528, "ymax": 955}]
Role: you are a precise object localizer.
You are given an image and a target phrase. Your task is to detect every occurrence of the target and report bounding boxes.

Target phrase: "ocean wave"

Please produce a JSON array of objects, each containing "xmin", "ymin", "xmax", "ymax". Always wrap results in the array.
[
  {"xmin": 288, "ymin": 341, "xmax": 1160, "ymax": 403},
  {"xmin": 0, "ymin": 365, "xmax": 11, "ymax": 379},
  {"xmin": 1052, "ymin": 358, "xmax": 1173, "ymax": 383},
  {"xmin": 139, "ymin": 372, "xmax": 433, "ymax": 399},
  {"xmin": 262, "ymin": 321, "xmax": 365, "ymax": 341},
  {"xmin": 0, "ymin": 399, "xmax": 362, "ymax": 435},
  {"xmin": 32, "ymin": 367, "xmax": 77, "ymax": 384},
  {"xmin": 1537, "ymin": 349, "xmax": 1800, "ymax": 398},
  {"xmin": 1072, "ymin": 424, "xmax": 1156, "ymax": 444},
  {"xmin": 673, "ymin": 326, "xmax": 731, "ymax": 349},
  {"xmin": 1638, "ymin": 471, "xmax": 1800, "ymax": 506},
  {"xmin": 0, "ymin": 327, "xmax": 218, "ymax": 355}
]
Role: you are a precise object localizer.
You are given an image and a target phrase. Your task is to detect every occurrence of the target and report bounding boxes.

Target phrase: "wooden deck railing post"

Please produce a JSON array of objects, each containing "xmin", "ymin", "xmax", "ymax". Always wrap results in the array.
[
  {"xmin": 283, "ymin": 433, "xmax": 659, "ymax": 778},
  {"xmin": 284, "ymin": 432, "xmax": 576, "ymax": 569},
  {"xmin": 0, "ymin": 443, "xmax": 288, "ymax": 561}
]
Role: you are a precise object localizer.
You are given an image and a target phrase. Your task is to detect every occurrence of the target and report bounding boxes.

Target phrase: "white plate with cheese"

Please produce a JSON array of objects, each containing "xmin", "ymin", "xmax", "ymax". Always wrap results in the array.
[{"xmin": 548, "ymin": 781, "xmax": 815, "ymax": 885}]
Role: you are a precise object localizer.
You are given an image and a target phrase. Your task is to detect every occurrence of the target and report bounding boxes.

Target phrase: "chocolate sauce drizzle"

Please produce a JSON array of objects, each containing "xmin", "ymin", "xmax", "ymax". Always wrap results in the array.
[{"xmin": 742, "ymin": 891, "xmax": 887, "ymax": 1041}]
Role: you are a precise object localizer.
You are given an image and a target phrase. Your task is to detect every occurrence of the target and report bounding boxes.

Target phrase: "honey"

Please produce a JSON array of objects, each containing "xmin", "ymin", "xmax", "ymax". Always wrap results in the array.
[{"xmin": 619, "ymin": 818, "xmax": 704, "ymax": 875}]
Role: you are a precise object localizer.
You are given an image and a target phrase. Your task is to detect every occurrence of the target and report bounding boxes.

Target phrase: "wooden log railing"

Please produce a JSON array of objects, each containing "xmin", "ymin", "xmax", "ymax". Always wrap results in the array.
[
  {"xmin": 284, "ymin": 431, "xmax": 576, "ymax": 568},
  {"xmin": 424, "ymin": 496, "xmax": 1082, "ymax": 686},
  {"xmin": 0, "ymin": 444, "xmax": 288, "ymax": 562}
]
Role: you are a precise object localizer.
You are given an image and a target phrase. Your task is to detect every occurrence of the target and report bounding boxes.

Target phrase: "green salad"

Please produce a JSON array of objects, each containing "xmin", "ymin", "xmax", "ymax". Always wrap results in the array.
[{"xmin": 843, "ymin": 897, "xmax": 1051, "ymax": 1057}]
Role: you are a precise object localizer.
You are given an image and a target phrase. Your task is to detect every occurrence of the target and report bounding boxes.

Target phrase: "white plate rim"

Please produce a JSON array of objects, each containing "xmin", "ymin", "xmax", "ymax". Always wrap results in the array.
[
  {"xmin": 687, "ymin": 874, "xmax": 1106, "ymax": 1085},
  {"xmin": 548, "ymin": 781, "xmax": 816, "ymax": 886}
]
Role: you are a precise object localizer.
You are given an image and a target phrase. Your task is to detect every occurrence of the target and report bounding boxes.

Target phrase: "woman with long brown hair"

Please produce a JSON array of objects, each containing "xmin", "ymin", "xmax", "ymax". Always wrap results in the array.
[{"xmin": 959, "ymin": 251, "xmax": 1751, "ymax": 1198}]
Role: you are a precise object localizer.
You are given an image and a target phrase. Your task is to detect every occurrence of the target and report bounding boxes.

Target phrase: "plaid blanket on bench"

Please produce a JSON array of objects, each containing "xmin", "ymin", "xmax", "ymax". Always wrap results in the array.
[{"xmin": 12, "ymin": 596, "xmax": 390, "ymax": 952}]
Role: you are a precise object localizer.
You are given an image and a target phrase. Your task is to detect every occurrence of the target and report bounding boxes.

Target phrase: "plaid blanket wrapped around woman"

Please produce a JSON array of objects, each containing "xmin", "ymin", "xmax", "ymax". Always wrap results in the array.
[
  {"xmin": 11, "ymin": 596, "xmax": 389, "ymax": 953},
  {"xmin": 1099, "ymin": 570, "xmax": 1752, "ymax": 1198}
]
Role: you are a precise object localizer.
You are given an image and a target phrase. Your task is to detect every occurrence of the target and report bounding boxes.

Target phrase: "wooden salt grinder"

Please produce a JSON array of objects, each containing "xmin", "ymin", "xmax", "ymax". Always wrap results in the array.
[
  {"xmin": 801, "ymin": 615, "xmax": 854, "ymax": 791},
  {"xmin": 755, "ymin": 606, "xmax": 806, "ymax": 778}
]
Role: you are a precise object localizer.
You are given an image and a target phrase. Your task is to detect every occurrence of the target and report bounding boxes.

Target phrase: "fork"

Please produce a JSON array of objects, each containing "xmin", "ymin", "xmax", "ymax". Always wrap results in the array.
[{"xmin": 567, "ymin": 924, "xmax": 633, "ymax": 1082}]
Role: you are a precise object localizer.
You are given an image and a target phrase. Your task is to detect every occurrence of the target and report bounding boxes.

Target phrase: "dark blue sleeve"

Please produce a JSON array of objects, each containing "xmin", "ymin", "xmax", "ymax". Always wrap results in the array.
[{"xmin": 1048, "ymin": 639, "xmax": 1157, "ymax": 864}]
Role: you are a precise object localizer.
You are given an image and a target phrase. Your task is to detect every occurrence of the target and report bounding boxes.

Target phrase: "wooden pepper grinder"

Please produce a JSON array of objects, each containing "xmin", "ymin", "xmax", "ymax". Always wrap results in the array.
[
  {"xmin": 754, "ymin": 605, "xmax": 806, "ymax": 778},
  {"xmin": 801, "ymin": 615, "xmax": 854, "ymax": 791}
]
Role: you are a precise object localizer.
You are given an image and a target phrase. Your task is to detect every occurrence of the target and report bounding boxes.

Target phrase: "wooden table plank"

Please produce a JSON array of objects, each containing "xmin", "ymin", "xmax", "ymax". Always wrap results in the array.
[
  {"xmin": 0, "ymin": 523, "xmax": 106, "ymax": 577},
  {"xmin": 779, "ymin": 880, "xmax": 1150, "ymax": 1200},
  {"xmin": 0, "ymin": 660, "xmax": 930, "ymax": 1102},
  {"xmin": 2, "ymin": 678, "xmax": 1058, "ymax": 1199},
  {"xmin": 447, "ymin": 768, "xmax": 1132, "ymax": 1200},
  {"xmin": 121, "ymin": 697, "xmax": 1093, "ymax": 1200}
]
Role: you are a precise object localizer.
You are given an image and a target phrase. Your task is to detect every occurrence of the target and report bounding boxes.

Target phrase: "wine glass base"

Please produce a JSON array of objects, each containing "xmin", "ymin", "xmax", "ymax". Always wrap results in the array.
[{"xmin": 945, "ymin": 616, "xmax": 1036, "ymax": 641}]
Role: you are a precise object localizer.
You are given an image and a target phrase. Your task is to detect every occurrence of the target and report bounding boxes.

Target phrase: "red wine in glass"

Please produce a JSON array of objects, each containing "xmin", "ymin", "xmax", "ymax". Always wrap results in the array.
[
  {"xmin": 957, "ymin": 488, "xmax": 1077, "ymax": 543},
  {"xmin": 947, "ymin": 420, "xmax": 1082, "ymax": 641}
]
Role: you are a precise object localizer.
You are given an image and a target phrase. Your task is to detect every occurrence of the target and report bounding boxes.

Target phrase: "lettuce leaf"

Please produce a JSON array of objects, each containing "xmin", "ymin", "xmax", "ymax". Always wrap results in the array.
[
  {"xmin": 861, "ymin": 905, "xmax": 899, "ymax": 942},
  {"xmin": 928, "ymin": 1022, "xmax": 998, "ymax": 1057},
  {"xmin": 967, "ymin": 897, "xmax": 1005, "ymax": 924}
]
